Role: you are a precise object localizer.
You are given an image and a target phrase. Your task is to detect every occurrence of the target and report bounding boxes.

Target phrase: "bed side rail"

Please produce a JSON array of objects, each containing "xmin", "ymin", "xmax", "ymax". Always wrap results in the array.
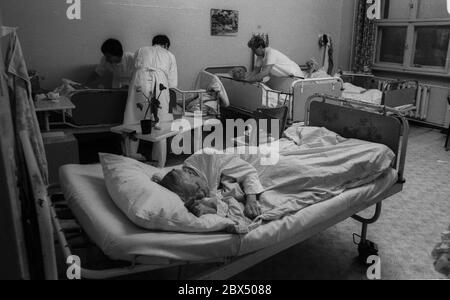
[
  {"xmin": 305, "ymin": 94, "xmax": 409, "ymax": 183},
  {"xmin": 218, "ymin": 76, "xmax": 291, "ymax": 113},
  {"xmin": 203, "ymin": 65, "xmax": 247, "ymax": 75},
  {"xmin": 341, "ymin": 73, "xmax": 418, "ymax": 92}
]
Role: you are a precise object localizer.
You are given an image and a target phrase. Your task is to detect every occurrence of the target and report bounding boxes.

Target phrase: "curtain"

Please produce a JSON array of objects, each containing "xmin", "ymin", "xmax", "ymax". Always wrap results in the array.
[
  {"xmin": 2, "ymin": 27, "xmax": 48, "ymax": 184},
  {"xmin": 2, "ymin": 26, "xmax": 49, "ymax": 279},
  {"xmin": 352, "ymin": 0, "xmax": 377, "ymax": 73}
]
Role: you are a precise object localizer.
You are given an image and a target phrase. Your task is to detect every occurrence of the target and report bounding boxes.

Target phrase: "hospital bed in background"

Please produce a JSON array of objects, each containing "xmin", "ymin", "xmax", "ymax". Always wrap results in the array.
[
  {"xmin": 340, "ymin": 73, "xmax": 418, "ymax": 116},
  {"xmin": 67, "ymin": 89, "xmax": 128, "ymax": 128},
  {"xmin": 169, "ymin": 70, "xmax": 224, "ymax": 118},
  {"xmin": 204, "ymin": 66, "xmax": 343, "ymax": 122},
  {"xmin": 23, "ymin": 94, "xmax": 409, "ymax": 280},
  {"xmin": 44, "ymin": 89, "xmax": 128, "ymax": 130}
]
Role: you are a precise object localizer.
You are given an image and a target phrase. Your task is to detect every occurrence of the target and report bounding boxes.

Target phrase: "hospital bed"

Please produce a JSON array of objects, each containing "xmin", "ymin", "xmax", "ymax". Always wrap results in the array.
[
  {"xmin": 47, "ymin": 89, "xmax": 128, "ymax": 129},
  {"xmin": 204, "ymin": 66, "xmax": 343, "ymax": 122},
  {"xmin": 340, "ymin": 73, "xmax": 418, "ymax": 115},
  {"xmin": 206, "ymin": 66, "xmax": 417, "ymax": 124},
  {"xmin": 29, "ymin": 93, "xmax": 409, "ymax": 280},
  {"xmin": 169, "ymin": 70, "xmax": 228, "ymax": 118}
]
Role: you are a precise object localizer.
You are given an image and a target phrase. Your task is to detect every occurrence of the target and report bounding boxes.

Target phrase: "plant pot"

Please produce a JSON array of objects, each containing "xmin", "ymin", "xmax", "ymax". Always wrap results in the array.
[{"xmin": 140, "ymin": 119, "xmax": 153, "ymax": 135}]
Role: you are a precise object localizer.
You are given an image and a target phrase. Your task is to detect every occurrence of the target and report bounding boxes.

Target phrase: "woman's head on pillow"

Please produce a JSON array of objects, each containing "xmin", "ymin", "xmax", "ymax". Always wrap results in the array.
[
  {"xmin": 305, "ymin": 58, "xmax": 320, "ymax": 77},
  {"xmin": 153, "ymin": 167, "xmax": 209, "ymax": 204},
  {"xmin": 230, "ymin": 67, "xmax": 247, "ymax": 80}
]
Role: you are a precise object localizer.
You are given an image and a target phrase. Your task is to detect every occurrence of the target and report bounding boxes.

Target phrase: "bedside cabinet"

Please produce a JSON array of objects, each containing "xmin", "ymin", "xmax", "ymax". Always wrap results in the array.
[{"xmin": 43, "ymin": 132, "xmax": 79, "ymax": 185}]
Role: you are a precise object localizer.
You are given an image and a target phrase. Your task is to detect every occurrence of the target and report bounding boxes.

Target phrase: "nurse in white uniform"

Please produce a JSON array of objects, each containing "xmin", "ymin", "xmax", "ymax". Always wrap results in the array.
[
  {"xmin": 124, "ymin": 35, "xmax": 178, "ymax": 125},
  {"xmin": 123, "ymin": 35, "xmax": 178, "ymax": 165},
  {"xmin": 245, "ymin": 35, "xmax": 304, "ymax": 83}
]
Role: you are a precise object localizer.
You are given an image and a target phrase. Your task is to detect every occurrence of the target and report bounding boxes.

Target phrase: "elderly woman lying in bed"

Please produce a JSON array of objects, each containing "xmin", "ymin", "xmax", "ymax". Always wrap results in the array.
[
  {"xmin": 154, "ymin": 153, "xmax": 264, "ymax": 221},
  {"xmin": 153, "ymin": 126, "xmax": 396, "ymax": 233}
]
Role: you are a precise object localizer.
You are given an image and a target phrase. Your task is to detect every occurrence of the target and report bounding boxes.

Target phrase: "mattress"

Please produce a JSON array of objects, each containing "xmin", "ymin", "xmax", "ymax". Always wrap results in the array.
[{"xmin": 60, "ymin": 163, "xmax": 398, "ymax": 263}]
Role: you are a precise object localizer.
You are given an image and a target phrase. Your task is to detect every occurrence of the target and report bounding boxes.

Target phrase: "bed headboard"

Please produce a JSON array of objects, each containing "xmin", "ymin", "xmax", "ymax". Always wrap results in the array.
[
  {"xmin": 305, "ymin": 94, "xmax": 410, "ymax": 184},
  {"xmin": 382, "ymin": 88, "xmax": 417, "ymax": 107},
  {"xmin": 71, "ymin": 90, "xmax": 128, "ymax": 126},
  {"xmin": 266, "ymin": 77, "xmax": 296, "ymax": 93},
  {"xmin": 204, "ymin": 66, "xmax": 247, "ymax": 75},
  {"xmin": 219, "ymin": 77, "xmax": 264, "ymax": 112},
  {"xmin": 307, "ymin": 100, "xmax": 402, "ymax": 155},
  {"xmin": 306, "ymin": 96, "xmax": 410, "ymax": 183}
]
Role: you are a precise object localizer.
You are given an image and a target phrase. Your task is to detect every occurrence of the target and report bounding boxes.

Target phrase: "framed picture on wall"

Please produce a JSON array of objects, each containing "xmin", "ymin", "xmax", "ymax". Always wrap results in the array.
[{"xmin": 211, "ymin": 9, "xmax": 239, "ymax": 36}]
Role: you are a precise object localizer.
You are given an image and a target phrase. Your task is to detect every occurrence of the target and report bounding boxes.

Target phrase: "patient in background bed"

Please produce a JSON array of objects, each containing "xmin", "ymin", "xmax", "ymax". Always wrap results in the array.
[
  {"xmin": 230, "ymin": 67, "xmax": 247, "ymax": 80},
  {"xmin": 304, "ymin": 58, "xmax": 331, "ymax": 79}
]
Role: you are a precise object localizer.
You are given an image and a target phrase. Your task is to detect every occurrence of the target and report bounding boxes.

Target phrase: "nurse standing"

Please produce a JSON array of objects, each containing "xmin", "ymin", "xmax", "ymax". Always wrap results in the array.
[{"xmin": 123, "ymin": 35, "xmax": 178, "ymax": 125}]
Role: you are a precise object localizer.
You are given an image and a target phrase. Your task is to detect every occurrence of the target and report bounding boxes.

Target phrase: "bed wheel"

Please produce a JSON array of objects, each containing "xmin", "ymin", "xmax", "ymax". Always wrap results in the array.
[{"xmin": 357, "ymin": 240, "xmax": 379, "ymax": 265}]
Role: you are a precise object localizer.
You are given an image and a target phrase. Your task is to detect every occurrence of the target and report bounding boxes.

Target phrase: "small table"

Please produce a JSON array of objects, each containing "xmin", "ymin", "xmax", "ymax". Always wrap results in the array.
[
  {"xmin": 35, "ymin": 96, "xmax": 76, "ymax": 131},
  {"xmin": 112, "ymin": 116, "xmax": 221, "ymax": 168}
]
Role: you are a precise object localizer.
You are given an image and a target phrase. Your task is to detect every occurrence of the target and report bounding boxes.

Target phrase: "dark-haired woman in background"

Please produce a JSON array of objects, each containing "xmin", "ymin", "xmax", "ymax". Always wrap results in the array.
[{"xmin": 85, "ymin": 39, "xmax": 134, "ymax": 89}]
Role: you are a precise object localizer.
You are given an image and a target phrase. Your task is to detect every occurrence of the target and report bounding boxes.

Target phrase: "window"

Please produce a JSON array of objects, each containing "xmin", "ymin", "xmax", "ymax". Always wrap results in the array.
[
  {"xmin": 378, "ymin": 27, "xmax": 407, "ymax": 64},
  {"xmin": 374, "ymin": 0, "xmax": 450, "ymax": 76},
  {"xmin": 413, "ymin": 26, "xmax": 450, "ymax": 68}
]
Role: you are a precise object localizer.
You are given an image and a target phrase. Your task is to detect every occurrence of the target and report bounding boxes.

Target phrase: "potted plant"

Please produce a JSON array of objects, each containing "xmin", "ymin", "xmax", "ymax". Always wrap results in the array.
[{"xmin": 136, "ymin": 83, "xmax": 167, "ymax": 134}]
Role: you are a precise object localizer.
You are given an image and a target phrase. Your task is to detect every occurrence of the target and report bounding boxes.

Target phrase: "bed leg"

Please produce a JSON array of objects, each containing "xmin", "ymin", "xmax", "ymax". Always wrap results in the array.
[{"xmin": 352, "ymin": 203, "xmax": 382, "ymax": 265}]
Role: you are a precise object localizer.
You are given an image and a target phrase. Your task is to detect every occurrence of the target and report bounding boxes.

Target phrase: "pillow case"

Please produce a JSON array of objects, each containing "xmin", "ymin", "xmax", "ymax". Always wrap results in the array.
[{"xmin": 99, "ymin": 153, "xmax": 235, "ymax": 233}]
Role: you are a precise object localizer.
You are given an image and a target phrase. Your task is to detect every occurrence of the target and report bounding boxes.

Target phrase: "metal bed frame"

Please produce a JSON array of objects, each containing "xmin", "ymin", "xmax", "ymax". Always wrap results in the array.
[
  {"xmin": 341, "ymin": 73, "xmax": 419, "ymax": 115},
  {"xmin": 204, "ymin": 66, "xmax": 344, "ymax": 122},
  {"xmin": 22, "ymin": 94, "xmax": 409, "ymax": 280}
]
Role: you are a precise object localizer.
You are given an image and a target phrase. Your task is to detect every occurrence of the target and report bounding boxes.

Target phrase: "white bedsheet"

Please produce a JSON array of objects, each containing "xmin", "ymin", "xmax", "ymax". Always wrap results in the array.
[{"xmin": 342, "ymin": 82, "xmax": 383, "ymax": 105}]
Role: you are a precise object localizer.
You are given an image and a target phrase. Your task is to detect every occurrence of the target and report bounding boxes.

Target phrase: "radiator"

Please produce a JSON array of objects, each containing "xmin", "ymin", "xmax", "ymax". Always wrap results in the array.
[{"xmin": 409, "ymin": 85, "xmax": 430, "ymax": 121}]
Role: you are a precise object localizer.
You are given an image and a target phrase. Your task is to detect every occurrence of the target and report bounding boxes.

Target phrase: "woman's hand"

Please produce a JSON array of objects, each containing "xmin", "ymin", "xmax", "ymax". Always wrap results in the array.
[
  {"xmin": 244, "ymin": 194, "xmax": 262, "ymax": 220},
  {"xmin": 186, "ymin": 198, "xmax": 218, "ymax": 217}
]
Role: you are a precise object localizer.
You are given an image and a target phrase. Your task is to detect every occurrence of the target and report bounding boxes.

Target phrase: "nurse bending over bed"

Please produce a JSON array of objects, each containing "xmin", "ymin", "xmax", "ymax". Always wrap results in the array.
[{"xmin": 245, "ymin": 35, "xmax": 305, "ymax": 83}]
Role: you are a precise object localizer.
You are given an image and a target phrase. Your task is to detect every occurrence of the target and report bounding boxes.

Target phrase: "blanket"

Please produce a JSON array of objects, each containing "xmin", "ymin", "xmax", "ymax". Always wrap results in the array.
[
  {"xmin": 342, "ymin": 82, "xmax": 383, "ymax": 105},
  {"xmin": 206, "ymin": 125, "xmax": 395, "ymax": 233}
]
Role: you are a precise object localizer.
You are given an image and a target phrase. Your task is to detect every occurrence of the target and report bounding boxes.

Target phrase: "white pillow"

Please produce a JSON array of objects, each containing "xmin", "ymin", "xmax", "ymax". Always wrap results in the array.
[{"xmin": 99, "ymin": 153, "xmax": 235, "ymax": 233}]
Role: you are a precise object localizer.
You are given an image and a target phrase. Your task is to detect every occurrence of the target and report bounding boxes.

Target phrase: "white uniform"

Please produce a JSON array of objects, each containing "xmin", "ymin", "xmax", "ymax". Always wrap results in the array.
[
  {"xmin": 255, "ymin": 47, "xmax": 304, "ymax": 78},
  {"xmin": 124, "ymin": 45, "xmax": 178, "ymax": 125},
  {"xmin": 95, "ymin": 52, "xmax": 135, "ymax": 89}
]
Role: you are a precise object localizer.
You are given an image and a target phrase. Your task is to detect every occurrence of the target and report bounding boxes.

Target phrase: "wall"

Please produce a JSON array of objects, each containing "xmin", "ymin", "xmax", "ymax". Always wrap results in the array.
[{"xmin": 1, "ymin": 0, "xmax": 355, "ymax": 90}]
